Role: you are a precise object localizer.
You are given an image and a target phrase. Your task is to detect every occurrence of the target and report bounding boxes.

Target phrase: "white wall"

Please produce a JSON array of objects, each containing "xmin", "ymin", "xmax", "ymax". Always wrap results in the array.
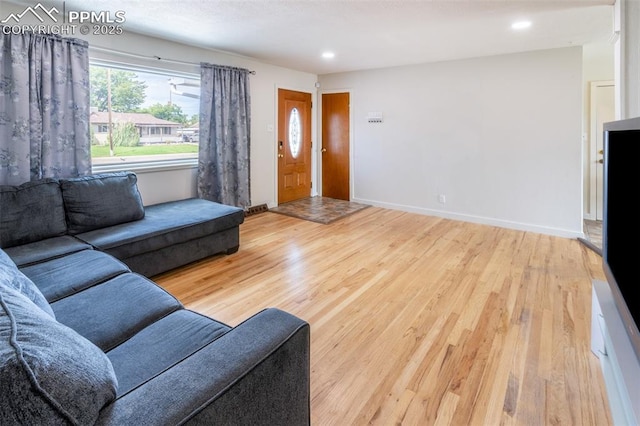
[
  {"xmin": 619, "ymin": 0, "xmax": 640, "ymax": 119},
  {"xmin": 319, "ymin": 47, "xmax": 584, "ymax": 237},
  {"xmin": 1, "ymin": 0, "xmax": 318, "ymax": 207}
]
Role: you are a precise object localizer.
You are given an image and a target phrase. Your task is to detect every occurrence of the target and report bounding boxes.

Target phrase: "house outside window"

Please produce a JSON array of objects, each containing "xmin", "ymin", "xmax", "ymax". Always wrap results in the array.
[{"xmin": 89, "ymin": 63, "xmax": 200, "ymax": 171}]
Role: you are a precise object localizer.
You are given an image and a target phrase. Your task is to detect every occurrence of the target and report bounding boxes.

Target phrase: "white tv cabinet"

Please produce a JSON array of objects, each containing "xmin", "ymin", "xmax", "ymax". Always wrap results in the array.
[{"xmin": 591, "ymin": 279, "xmax": 640, "ymax": 425}]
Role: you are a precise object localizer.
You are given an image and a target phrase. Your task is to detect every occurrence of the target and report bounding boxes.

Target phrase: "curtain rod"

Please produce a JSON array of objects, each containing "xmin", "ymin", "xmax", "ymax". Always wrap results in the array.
[{"xmin": 89, "ymin": 46, "xmax": 256, "ymax": 74}]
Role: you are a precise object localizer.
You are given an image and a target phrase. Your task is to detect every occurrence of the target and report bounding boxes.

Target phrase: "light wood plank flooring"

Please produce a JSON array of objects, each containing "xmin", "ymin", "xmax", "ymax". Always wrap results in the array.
[{"xmin": 155, "ymin": 207, "xmax": 611, "ymax": 425}]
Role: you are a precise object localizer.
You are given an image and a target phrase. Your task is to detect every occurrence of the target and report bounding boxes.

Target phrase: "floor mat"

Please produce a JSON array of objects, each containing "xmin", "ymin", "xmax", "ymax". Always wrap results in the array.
[{"xmin": 269, "ymin": 196, "xmax": 370, "ymax": 224}]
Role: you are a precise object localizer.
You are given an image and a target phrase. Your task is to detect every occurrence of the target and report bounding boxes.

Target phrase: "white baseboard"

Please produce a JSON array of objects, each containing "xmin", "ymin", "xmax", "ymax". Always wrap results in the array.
[{"xmin": 351, "ymin": 197, "xmax": 585, "ymax": 239}]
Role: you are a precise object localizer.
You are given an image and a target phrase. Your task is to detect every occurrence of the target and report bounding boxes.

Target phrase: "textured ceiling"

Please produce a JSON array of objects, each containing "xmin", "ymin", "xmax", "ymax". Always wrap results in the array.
[{"xmin": 4, "ymin": 0, "xmax": 615, "ymax": 75}]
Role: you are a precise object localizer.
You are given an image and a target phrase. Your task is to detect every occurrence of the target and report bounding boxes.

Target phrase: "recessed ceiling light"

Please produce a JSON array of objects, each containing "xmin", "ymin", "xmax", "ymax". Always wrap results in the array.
[
  {"xmin": 322, "ymin": 51, "xmax": 335, "ymax": 59},
  {"xmin": 511, "ymin": 21, "xmax": 532, "ymax": 30}
]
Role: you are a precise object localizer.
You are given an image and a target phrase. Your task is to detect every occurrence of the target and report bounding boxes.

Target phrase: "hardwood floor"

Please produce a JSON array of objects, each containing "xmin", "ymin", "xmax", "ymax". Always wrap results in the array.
[{"xmin": 155, "ymin": 207, "xmax": 612, "ymax": 425}]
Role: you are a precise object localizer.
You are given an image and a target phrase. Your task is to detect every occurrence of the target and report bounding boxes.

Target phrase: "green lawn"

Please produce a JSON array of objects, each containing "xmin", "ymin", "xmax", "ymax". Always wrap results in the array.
[{"xmin": 92, "ymin": 144, "xmax": 198, "ymax": 157}]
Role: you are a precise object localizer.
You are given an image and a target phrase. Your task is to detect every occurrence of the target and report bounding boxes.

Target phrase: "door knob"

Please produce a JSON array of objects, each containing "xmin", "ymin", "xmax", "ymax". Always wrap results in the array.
[
  {"xmin": 598, "ymin": 159, "xmax": 603, "ymax": 164},
  {"xmin": 321, "ymin": 148, "xmax": 327, "ymax": 153},
  {"xmin": 278, "ymin": 154, "xmax": 284, "ymax": 158}
]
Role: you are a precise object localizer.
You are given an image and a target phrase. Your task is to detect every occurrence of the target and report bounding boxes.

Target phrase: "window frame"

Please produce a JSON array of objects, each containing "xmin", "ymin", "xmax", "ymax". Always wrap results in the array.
[{"xmin": 88, "ymin": 59, "xmax": 200, "ymax": 174}]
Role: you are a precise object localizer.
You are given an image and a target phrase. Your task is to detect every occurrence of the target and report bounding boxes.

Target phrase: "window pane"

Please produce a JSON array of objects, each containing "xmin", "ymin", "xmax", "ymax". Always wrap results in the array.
[
  {"xmin": 289, "ymin": 107, "xmax": 301, "ymax": 158},
  {"xmin": 89, "ymin": 64, "xmax": 200, "ymax": 166}
]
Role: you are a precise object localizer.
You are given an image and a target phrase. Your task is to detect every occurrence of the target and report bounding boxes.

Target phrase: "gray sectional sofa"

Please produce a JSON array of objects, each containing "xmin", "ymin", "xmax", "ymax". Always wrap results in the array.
[{"xmin": 0, "ymin": 172, "xmax": 310, "ymax": 425}]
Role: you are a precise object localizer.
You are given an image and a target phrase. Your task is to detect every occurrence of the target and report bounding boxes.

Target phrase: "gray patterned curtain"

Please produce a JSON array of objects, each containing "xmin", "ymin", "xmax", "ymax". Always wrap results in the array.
[
  {"xmin": 0, "ymin": 29, "xmax": 92, "ymax": 185},
  {"xmin": 198, "ymin": 63, "xmax": 251, "ymax": 207}
]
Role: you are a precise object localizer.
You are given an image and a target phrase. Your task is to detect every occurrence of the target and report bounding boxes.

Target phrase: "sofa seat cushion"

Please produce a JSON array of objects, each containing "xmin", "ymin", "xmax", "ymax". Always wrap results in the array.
[
  {"xmin": 107, "ymin": 309, "xmax": 230, "ymax": 396},
  {"xmin": 0, "ymin": 283, "xmax": 117, "ymax": 425},
  {"xmin": 2, "ymin": 236, "xmax": 93, "ymax": 268},
  {"xmin": 74, "ymin": 198, "xmax": 245, "ymax": 260},
  {"xmin": 51, "ymin": 273, "xmax": 182, "ymax": 352},
  {"xmin": 0, "ymin": 250, "xmax": 54, "ymax": 318},
  {"xmin": 0, "ymin": 178, "xmax": 67, "ymax": 248},
  {"xmin": 60, "ymin": 172, "xmax": 145, "ymax": 234},
  {"xmin": 20, "ymin": 249, "xmax": 130, "ymax": 303}
]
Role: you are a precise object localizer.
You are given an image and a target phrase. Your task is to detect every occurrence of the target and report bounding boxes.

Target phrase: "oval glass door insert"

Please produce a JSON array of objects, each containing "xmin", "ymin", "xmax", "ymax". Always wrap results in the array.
[{"xmin": 289, "ymin": 107, "xmax": 301, "ymax": 158}]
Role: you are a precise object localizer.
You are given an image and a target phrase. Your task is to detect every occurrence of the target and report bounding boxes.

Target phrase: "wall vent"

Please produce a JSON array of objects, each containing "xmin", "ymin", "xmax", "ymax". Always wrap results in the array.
[{"xmin": 245, "ymin": 203, "xmax": 269, "ymax": 217}]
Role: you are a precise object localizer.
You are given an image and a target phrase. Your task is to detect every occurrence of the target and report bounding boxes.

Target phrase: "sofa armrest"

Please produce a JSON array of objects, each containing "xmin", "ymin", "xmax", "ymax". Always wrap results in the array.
[{"xmin": 96, "ymin": 308, "xmax": 310, "ymax": 426}]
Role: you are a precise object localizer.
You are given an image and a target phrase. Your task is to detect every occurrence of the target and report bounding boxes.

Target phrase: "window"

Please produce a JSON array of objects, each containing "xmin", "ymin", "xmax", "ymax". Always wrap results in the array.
[
  {"xmin": 288, "ymin": 107, "xmax": 301, "ymax": 158},
  {"xmin": 89, "ymin": 63, "xmax": 200, "ymax": 171}
]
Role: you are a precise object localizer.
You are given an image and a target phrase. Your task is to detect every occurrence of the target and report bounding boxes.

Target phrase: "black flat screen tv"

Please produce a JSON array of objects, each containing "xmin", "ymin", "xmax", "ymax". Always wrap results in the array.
[{"xmin": 602, "ymin": 116, "xmax": 640, "ymax": 361}]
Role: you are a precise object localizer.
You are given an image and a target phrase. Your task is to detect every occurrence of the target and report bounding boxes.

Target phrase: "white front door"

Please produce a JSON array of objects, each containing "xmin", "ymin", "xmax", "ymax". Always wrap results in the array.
[{"xmin": 590, "ymin": 81, "xmax": 615, "ymax": 221}]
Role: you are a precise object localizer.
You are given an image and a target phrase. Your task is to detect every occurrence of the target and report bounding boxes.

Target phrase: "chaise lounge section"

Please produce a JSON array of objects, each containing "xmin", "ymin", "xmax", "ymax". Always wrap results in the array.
[{"xmin": 1, "ymin": 171, "xmax": 246, "ymax": 277}]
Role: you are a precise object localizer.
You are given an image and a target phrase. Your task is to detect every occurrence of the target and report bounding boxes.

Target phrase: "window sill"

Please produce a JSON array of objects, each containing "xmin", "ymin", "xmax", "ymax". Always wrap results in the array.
[{"xmin": 92, "ymin": 157, "xmax": 198, "ymax": 174}]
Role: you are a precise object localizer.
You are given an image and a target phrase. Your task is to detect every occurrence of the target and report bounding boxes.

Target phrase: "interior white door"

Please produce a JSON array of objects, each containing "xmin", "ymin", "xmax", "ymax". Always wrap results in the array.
[{"xmin": 591, "ymin": 82, "xmax": 615, "ymax": 220}]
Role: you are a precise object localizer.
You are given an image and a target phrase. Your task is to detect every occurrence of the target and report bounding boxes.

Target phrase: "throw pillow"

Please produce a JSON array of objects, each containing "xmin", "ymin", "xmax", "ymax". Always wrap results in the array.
[
  {"xmin": 0, "ymin": 283, "xmax": 118, "ymax": 424},
  {"xmin": 0, "ymin": 179, "xmax": 67, "ymax": 248},
  {"xmin": 60, "ymin": 171, "xmax": 145, "ymax": 234},
  {"xmin": 0, "ymin": 250, "xmax": 54, "ymax": 318}
]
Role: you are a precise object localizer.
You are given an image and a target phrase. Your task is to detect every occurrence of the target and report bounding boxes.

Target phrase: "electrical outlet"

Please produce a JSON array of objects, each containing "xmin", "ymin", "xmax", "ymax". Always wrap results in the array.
[{"xmin": 438, "ymin": 194, "xmax": 446, "ymax": 204}]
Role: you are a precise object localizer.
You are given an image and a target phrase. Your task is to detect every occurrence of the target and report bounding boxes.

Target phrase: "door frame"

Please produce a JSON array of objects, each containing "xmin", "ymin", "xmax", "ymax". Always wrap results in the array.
[
  {"xmin": 587, "ymin": 80, "xmax": 615, "ymax": 220},
  {"xmin": 318, "ymin": 88, "xmax": 354, "ymax": 199},
  {"xmin": 274, "ymin": 85, "xmax": 317, "ymax": 205}
]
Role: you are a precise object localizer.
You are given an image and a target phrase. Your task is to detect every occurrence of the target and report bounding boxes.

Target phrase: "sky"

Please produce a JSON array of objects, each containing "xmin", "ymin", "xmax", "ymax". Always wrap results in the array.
[{"xmin": 135, "ymin": 69, "xmax": 200, "ymax": 118}]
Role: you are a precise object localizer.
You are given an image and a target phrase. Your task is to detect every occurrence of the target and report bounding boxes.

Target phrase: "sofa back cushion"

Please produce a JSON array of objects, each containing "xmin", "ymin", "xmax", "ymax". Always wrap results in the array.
[
  {"xmin": 61, "ymin": 172, "xmax": 145, "ymax": 234},
  {"xmin": 0, "ymin": 249, "xmax": 54, "ymax": 318},
  {"xmin": 0, "ymin": 282, "xmax": 118, "ymax": 424},
  {"xmin": 0, "ymin": 179, "xmax": 67, "ymax": 248}
]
